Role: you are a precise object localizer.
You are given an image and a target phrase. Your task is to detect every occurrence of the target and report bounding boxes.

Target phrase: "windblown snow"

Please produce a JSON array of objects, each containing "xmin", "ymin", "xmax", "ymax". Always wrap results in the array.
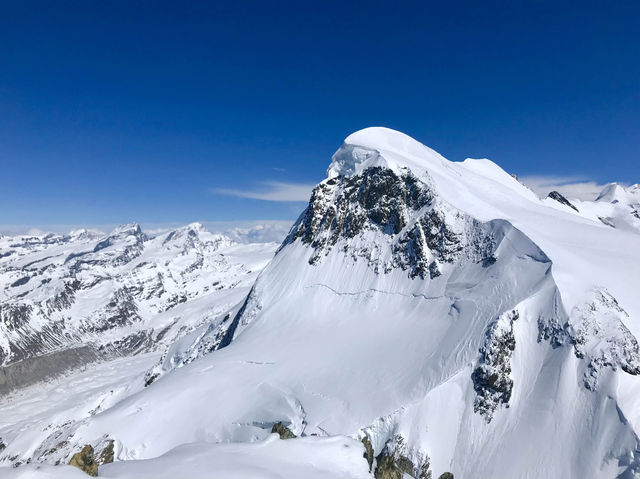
[{"xmin": 1, "ymin": 127, "xmax": 639, "ymax": 479}]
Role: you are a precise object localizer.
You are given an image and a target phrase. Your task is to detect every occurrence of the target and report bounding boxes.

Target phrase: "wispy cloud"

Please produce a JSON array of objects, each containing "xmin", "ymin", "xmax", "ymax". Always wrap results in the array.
[
  {"xmin": 212, "ymin": 181, "xmax": 314, "ymax": 202},
  {"xmin": 519, "ymin": 175, "xmax": 611, "ymax": 201}
]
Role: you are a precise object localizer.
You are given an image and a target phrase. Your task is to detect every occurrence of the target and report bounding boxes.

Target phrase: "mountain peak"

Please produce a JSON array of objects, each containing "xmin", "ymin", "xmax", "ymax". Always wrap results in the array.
[
  {"xmin": 596, "ymin": 183, "xmax": 640, "ymax": 204},
  {"xmin": 327, "ymin": 127, "xmax": 447, "ymax": 179},
  {"xmin": 110, "ymin": 222, "xmax": 143, "ymax": 236}
]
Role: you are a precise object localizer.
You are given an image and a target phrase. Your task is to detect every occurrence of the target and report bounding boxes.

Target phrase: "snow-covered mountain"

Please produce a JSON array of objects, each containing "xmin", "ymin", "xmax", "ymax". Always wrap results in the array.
[
  {"xmin": 2, "ymin": 127, "xmax": 639, "ymax": 479},
  {"xmin": 0, "ymin": 223, "xmax": 277, "ymax": 393},
  {"xmin": 543, "ymin": 182, "xmax": 640, "ymax": 233}
]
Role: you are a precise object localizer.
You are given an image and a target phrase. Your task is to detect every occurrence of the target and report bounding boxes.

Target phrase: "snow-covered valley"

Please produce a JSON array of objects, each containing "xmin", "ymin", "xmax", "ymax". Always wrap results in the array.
[{"xmin": 1, "ymin": 127, "xmax": 639, "ymax": 478}]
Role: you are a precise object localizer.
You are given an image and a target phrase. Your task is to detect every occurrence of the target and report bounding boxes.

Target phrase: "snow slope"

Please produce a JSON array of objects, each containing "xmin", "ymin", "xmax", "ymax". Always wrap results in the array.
[
  {"xmin": 3, "ymin": 435, "xmax": 370, "ymax": 479},
  {"xmin": 2, "ymin": 128, "xmax": 639, "ymax": 479}
]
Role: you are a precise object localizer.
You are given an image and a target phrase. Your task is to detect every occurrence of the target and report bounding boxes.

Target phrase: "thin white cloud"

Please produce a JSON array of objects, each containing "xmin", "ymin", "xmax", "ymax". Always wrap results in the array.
[
  {"xmin": 519, "ymin": 175, "xmax": 611, "ymax": 201},
  {"xmin": 212, "ymin": 181, "xmax": 314, "ymax": 202}
]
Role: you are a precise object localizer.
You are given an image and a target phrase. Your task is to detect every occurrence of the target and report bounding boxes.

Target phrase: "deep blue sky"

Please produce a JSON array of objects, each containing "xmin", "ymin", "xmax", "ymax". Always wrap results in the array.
[{"xmin": 1, "ymin": 1, "xmax": 638, "ymax": 228}]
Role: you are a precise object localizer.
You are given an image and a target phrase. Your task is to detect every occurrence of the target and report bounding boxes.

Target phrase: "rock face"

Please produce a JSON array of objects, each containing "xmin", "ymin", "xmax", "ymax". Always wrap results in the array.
[
  {"xmin": 362, "ymin": 436, "xmax": 374, "ymax": 472},
  {"xmin": 374, "ymin": 435, "xmax": 431, "ymax": 479},
  {"xmin": 68, "ymin": 445, "xmax": 98, "ymax": 476},
  {"xmin": 547, "ymin": 191, "xmax": 579, "ymax": 212},
  {"xmin": 271, "ymin": 422, "xmax": 296, "ymax": 439},
  {"xmin": 98, "ymin": 440, "xmax": 114, "ymax": 465},
  {"xmin": 281, "ymin": 166, "xmax": 492, "ymax": 279},
  {"xmin": 0, "ymin": 223, "xmax": 275, "ymax": 391},
  {"xmin": 472, "ymin": 310, "xmax": 519, "ymax": 422}
]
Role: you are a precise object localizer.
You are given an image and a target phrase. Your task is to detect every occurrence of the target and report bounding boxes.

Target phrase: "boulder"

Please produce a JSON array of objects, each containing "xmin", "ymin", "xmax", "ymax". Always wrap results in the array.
[{"xmin": 68, "ymin": 444, "xmax": 98, "ymax": 476}]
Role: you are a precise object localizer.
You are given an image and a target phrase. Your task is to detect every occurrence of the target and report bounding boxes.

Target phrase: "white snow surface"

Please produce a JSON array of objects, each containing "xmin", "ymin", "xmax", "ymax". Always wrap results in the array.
[
  {"xmin": 1, "ymin": 127, "xmax": 639, "ymax": 479},
  {"xmin": 2, "ymin": 435, "xmax": 369, "ymax": 479}
]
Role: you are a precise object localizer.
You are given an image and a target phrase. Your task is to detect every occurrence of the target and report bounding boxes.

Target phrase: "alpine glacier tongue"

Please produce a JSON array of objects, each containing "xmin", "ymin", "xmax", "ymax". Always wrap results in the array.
[{"xmin": 1, "ymin": 128, "xmax": 639, "ymax": 479}]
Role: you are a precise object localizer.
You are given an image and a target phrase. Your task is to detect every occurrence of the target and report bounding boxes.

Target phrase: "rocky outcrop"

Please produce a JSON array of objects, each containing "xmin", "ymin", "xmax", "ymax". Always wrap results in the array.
[
  {"xmin": 472, "ymin": 310, "xmax": 519, "ymax": 422},
  {"xmin": 569, "ymin": 290, "xmax": 640, "ymax": 390},
  {"xmin": 68, "ymin": 445, "xmax": 98, "ymax": 476},
  {"xmin": 97, "ymin": 440, "xmax": 114, "ymax": 465},
  {"xmin": 362, "ymin": 436, "xmax": 374, "ymax": 472},
  {"xmin": 374, "ymin": 435, "xmax": 431, "ymax": 479},
  {"xmin": 271, "ymin": 422, "xmax": 296, "ymax": 439},
  {"xmin": 282, "ymin": 166, "xmax": 494, "ymax": 279},
  {"xmin": 547, "ymin": 191, "xmax": 579, "ymax": 212}
]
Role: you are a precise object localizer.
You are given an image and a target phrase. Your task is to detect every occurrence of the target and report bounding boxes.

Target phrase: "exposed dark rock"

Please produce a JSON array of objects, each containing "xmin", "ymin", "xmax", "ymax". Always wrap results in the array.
[
  {"xmin": 598, "ymin": 216, "xmax": 616, "ymax": 228},
  {"xmin": 374, "ymin": 435, "xmax": 431, "ymax": 479},
  {"xmin": 98, "ymin": 330, "xmax": 151, "ymax": 356},
  {"xmin": 42, "ymin": 440, "xmax": 69, "ymax": 458},
  {"xmin": 68, "ymin": 444, "xmax": 98, "ymax": 476},
  {"xmin": 362, "ymin": 436, "xmax": 374, "ymax": 472},
  {"xmin": 536, "ymin": 288, "xmax": 570, "ymax": 348},
  {"xmin": 547, "ymin": 191, "xmax": 579, "ymax": 212},
  {"xmin": 290, "ymin": 167, "xmax": 432, "ymax": 250},
  {"xmin": 97, "ymin": 288, "xmax": 141, "ymax": 331},
  {"xmin": 271, "ymin": 422, "xmax": 296, "ymax": 439},
  {"xmin": 481, "ymin": 255, "xmax": 497, "ymax": 267},
  {"xmin": 46, "ymin": 279, "xmax": 81, "ymax": 314},
  {"xmin": 537, "ymin": 315, "xmax": 569, "ymax": 348},
  {"xmin": 281, "ymin": 166, "xmax": 489, "ymax": 279},
  {"xmin": 98, "ymin": 440, "xmax": 114, "ymax": 465},
  {"xmin": 438, "ymin": 473, "xmax": 454, "ymax": 479},
  {"xmin": 375, "ymin": 452, "xmax": 404, "ymax": 479},
  {"xmin": 472, "ymin": 310, "xmax": 519, "ymax": 422},
  {"xmin": 0, "ymin": 303, "xmax": 32, "ymax": 331},
  {"xmin": 216, "ymin": 286, "xmax": 257, "ymax": 350},
  {"xmin": 144, "ymin": 372, "xmax": 159, "ymax": 387},
  {"xmin": 10, "ymin": 276, "xmax": 30, "ymax": 287}
]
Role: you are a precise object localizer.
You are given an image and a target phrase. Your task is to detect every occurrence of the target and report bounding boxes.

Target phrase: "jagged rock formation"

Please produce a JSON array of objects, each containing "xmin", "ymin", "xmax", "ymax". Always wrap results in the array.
[
  {"xmin": 282, "ymin": 166, "xmax": 492, "ymax": 280},
  {"xmin": 472, "ymin": 310, "xmax": 519, "ymax": 422},
  {"xmin": 98, "ymin": 440, "xmax": 114, "ymax": 465},
  {"xmin": 547, "ymin": 190, "xmax": 579, "ymax": 212},
  {"xmin": 374, "ymin": 435, "xmax": 431, "ymax": 479}
]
